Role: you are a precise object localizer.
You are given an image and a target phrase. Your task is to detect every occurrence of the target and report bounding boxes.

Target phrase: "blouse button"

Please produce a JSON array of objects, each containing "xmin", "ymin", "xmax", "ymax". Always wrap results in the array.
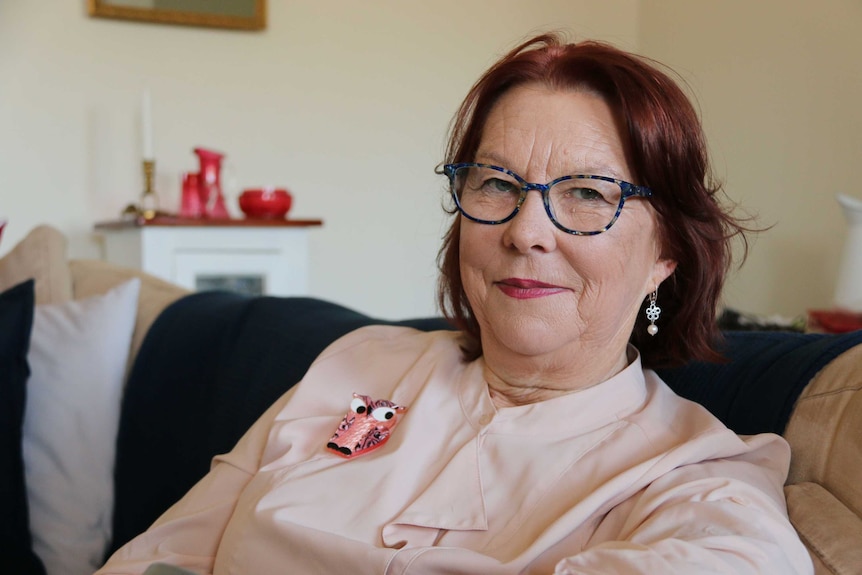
[{"xmin": 479, "ymin": 413, "xmax": 493, "ymax": 426}]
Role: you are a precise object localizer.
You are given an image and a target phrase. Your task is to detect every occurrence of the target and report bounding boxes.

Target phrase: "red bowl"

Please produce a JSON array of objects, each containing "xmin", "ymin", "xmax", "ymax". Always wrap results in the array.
[{"xmin": 239, "ymin": 188, "xmax": 292, "ymax": 219}]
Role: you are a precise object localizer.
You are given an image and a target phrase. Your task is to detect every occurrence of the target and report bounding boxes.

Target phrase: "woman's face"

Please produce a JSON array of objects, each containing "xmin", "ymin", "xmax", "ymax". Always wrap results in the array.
[{"xmin": 459, "ymin": 84, "xmax": 676, "ymax": 377}]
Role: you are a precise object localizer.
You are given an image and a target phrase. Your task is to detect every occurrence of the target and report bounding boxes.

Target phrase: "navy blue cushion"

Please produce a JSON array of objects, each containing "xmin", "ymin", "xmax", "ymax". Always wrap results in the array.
[
  {"xmin": 656, "ymin": 330, "xmax": 862, "ymax": 435},
  {"xmin": 0, "ymin": 280, "xmax": 46, "ymax": 575}
]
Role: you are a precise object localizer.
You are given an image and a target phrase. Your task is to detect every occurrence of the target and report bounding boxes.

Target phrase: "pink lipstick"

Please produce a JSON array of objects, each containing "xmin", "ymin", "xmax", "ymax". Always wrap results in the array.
[{"xmin": 495, "ymin": 278, "xmax": 568, "ymax": 299}]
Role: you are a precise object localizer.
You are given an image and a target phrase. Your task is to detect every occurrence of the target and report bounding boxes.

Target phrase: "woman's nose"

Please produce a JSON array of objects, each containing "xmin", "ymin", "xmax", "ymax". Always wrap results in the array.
[{"xmin": 501, "ymin": 190, "xmax": 558, "ymax": 253}]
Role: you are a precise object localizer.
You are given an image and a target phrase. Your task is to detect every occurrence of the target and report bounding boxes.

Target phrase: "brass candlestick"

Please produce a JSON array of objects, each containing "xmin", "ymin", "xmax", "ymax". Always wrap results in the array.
[{"xmin": 140, "ymin": 159, "xmax": 159, "ymax": 220}]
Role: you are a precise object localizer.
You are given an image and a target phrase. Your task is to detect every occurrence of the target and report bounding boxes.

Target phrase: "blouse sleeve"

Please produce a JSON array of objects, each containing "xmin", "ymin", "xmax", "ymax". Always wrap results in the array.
[
  {"xmin": 554, "ymin": 436, "xmax": 813, "ymax": 575},
  {"xmin": 94, "ymin": 388, "xmax": 298, "ymax": 575}
]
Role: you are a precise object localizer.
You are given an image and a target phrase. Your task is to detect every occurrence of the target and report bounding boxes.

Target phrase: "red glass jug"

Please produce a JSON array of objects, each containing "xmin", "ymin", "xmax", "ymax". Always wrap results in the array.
[{"xmin": 194, "ymin": 147, "xmax": 229, "ymax": 219}]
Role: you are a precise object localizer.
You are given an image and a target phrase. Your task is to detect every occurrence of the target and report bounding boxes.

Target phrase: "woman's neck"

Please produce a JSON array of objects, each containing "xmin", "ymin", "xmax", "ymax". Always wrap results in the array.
[{"xmin": 482, "ymin": 346, "xmax": 630, "ymax": 408}]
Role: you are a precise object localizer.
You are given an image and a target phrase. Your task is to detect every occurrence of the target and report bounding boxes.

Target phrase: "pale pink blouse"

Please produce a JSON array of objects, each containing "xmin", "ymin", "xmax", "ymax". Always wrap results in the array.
[{"xmin": 97, "ymin": 326, "xmax": 813, "ymax": 574}]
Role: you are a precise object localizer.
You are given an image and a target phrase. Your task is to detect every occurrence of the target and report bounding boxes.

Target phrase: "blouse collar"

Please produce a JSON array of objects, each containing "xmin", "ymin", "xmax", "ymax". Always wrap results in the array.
[{"xmin": 457, "ymin": 345, "xmax": 648, "ymax": 437}]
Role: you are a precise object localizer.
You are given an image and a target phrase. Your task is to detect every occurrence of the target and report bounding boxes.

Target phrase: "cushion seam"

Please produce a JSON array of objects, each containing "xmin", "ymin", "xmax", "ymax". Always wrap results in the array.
[
  {"xmin": 799, "ymin": 384, "xmax": 862, "ymax": 400},
  {"xmin": 792, "ymin": 525, "xmax": 839, "ymax": 575}
]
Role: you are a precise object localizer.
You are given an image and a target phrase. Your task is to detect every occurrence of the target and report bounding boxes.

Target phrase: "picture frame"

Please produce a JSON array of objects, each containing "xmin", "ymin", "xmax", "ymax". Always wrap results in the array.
[{"xmin": 87, "ymin": 0, "xmax": 266, "ymax": 32}]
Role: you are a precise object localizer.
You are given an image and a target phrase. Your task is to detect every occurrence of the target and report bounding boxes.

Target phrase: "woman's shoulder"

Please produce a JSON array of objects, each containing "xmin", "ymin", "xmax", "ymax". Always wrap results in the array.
[
  {"xmin": 279, "ymin": 326, "xmax": 465, "ymax": 416},
  {"xmin": 313, "ymin": 324, "xmax": 460, "ymax": 363},
  {"xmin": 637, "ymin": 369, "xmax": 791, "ymax": 464}
]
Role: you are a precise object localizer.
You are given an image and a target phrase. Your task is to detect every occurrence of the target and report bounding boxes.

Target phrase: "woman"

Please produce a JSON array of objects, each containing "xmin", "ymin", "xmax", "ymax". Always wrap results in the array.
[{"xmin": 98, "ymin": 34, "xmax": 812, "ymax": 574}]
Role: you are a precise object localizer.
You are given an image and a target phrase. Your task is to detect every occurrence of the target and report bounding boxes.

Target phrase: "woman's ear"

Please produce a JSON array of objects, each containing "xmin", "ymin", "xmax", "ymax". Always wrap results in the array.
[{"xmin": 651, "ymin": 257, "xmax": 677, "ymax": 292}]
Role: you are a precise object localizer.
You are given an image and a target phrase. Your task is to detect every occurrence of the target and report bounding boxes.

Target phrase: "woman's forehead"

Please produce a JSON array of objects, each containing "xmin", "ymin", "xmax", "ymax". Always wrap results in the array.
[{"xmin": 476, "ymin": 85, "xmax": 631, "ymax": 180}]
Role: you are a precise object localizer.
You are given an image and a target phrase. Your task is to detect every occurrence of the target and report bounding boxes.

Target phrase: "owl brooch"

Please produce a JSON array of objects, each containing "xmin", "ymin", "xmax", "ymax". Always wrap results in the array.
[{"xmin": 326, "ymin": 393, "xmax": 407, "ymax": 458}]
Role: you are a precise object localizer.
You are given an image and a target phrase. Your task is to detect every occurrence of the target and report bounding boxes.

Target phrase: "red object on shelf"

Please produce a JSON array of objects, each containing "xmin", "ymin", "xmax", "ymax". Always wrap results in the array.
[
  {"xmin": 194, "ymin": 147, "xmax": 229, "ymax": 219},
  {"xmin": 807, "ymin": 309, "xmax": 862, "ymax": 333},
  {"xmin": 180, "ymin": 172, "xmax": 203, "ymax": 218},
  {"xmin": 238, "ymin": 188, "xmax": 293, "ymax": 219}
]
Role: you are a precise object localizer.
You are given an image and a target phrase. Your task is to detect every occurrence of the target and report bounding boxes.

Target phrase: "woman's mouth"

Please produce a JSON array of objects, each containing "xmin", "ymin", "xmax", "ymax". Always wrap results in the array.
[{"xmin": 495, "ymin": 278, "xmax": 568, "ymax": 300}]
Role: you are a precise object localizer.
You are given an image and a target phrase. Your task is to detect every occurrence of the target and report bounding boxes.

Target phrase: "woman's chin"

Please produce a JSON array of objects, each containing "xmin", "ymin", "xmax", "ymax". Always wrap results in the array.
[{"xmin": 481, "ymin": 318, "xmax": 580, "ymax": 359}]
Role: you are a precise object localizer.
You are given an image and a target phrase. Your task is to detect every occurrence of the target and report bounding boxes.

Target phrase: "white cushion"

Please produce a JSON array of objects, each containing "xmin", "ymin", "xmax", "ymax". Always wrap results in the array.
[{"xmin": 23, "ymin": 278, "xmax": 141, "ymax": 575}]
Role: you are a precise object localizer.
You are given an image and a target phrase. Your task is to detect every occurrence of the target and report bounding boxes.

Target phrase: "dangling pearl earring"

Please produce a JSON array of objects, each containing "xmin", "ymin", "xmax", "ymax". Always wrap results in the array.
[{"xmin": 645, "ymin": 289, "xmax": 660, "ymax": 336}]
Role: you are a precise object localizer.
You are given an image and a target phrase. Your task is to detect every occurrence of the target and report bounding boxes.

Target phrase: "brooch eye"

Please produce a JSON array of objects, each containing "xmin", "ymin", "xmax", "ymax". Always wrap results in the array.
[
  {"xmin": 371, "ymin": 406, "xmax": 396, "ymax": 421},
  {"xmin": 350, "ymin": 397, "xmax": 368, "ymax": 414}
]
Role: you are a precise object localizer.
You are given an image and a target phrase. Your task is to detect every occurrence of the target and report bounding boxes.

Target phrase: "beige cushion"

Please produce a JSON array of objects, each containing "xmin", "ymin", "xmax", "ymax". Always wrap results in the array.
[
  {"xmin": 0, "ymin": 225, "xmax": 187, "ymax": 370},
  {"xmin": 786, "ymin": 482, "xmax": 862, "ymax": 575},
  {"xmin": 70, "ymin": 259, "xmax": 189, "ymax": 369},
  {"xmin": 0, "ymin": 225, "xmax": 72, "ymax": 305},
  {"xmin": 784, "ymin": 343, "xmax": 862, "ymax": 574},
  {"xmin": 784, "ymin": 343, "xmax": 862, "ymax": 518}
]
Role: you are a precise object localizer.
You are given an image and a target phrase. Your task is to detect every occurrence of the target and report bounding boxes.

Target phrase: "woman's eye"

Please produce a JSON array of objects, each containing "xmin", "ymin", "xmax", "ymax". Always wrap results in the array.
[
  {"xmin": 350, "ymin": 398, "xmax": 368, "ymax": 414},
  {"xmin": 571, "ymin": 187, "xmax": 604, "ymax": 201},
  {"xmin": 483, "ymin": 178, "xmax": 517, "ymax": 193},
  {"xmin": 371, "ymin": 407, "xmax": 396, "ymax": 421}
]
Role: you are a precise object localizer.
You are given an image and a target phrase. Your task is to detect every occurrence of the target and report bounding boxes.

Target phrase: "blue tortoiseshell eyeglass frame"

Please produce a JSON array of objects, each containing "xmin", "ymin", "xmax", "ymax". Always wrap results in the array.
[{"xmin": 442, "ymin": 162, "xmax": 653, "ymax": 236}]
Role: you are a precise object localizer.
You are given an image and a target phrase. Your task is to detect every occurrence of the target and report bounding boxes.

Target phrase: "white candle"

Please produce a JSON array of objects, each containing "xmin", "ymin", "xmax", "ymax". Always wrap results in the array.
[{"xmin": 142, "ymin": 90, "xmax": 153, "ymax": 160}]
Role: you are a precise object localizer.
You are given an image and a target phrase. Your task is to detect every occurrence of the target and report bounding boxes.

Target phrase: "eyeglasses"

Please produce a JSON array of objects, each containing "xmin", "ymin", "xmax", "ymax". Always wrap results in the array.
[{"xmin": 443, "ymin": 163, "xmax": 653, "ymax": 236}]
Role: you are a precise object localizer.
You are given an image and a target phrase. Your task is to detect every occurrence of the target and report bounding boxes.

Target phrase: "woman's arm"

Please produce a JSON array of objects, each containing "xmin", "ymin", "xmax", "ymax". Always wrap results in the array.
[
  {"xmin": 95, "ymin": 388, "xmax": 297, "ymax": 575},
  {"xmin": 554, "ymin": 447, "xmax": 813, "ymax": 575}
]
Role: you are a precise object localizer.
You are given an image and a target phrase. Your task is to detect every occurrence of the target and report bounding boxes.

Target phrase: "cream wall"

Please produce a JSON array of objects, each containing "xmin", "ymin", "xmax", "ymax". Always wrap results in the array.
[
  {"xmin": 0, "ymin": 0, "xmax": 638, "ymax": 319},
  {"xmin": 639, "ymin": 0, "xmax": 862, "ymax": 318},
  {"xmin": 4, "ymin": 1, "xmax": 854, "ymax": 319}
]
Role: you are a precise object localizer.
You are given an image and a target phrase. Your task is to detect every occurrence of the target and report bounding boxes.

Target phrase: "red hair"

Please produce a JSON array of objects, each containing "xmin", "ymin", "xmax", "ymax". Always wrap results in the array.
[{"xmin": 437, "ymin": 33, "xmax": 750, "ymax": 368}]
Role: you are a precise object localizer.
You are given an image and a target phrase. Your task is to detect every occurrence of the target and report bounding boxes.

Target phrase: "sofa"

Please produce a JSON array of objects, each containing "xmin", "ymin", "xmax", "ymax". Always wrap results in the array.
[{"xmin": 1, "ymin": 224, "xmax": 861, "ymax": 575}]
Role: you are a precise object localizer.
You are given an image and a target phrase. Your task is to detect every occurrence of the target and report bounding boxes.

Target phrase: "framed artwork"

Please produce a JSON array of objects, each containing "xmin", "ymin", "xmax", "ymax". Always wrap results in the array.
[{"xmin": 87, "ymin": 0, "xmax": 266, "ymax": 31}]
